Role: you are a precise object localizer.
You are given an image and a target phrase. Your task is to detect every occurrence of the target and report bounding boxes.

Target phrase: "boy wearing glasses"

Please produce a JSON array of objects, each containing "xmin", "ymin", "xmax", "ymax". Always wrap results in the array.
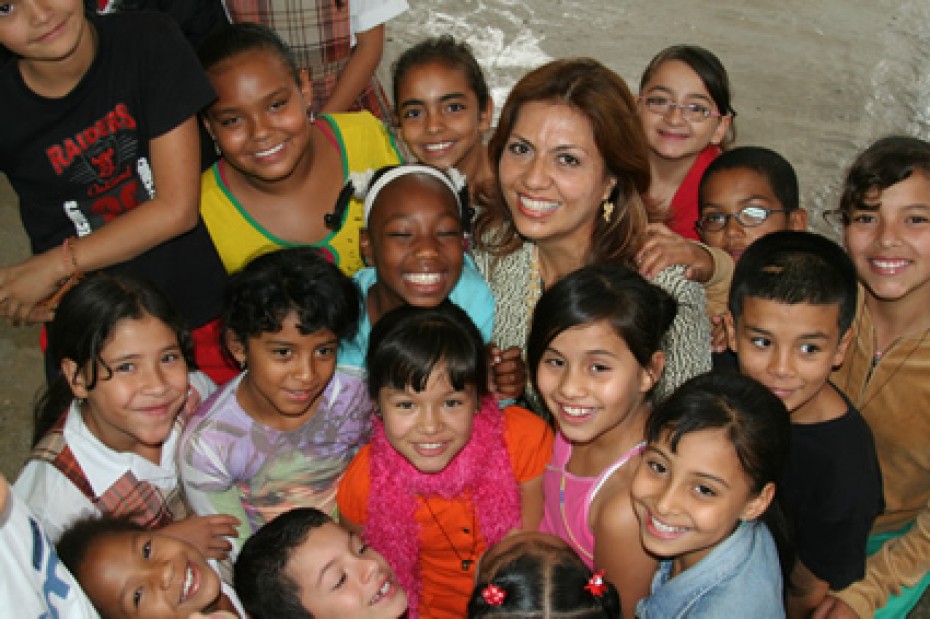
[{"xmin": 696, "ymin": 146, "xmax": 808, "ymax": 262}]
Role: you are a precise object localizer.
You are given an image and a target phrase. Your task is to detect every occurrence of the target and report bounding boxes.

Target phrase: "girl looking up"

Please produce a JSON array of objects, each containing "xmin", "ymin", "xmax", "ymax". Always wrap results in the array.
[
  {"xmin": 337, "ymin": 302, "xmax": 554, "ymax": 618},
  {"xmin": 528, "ymin": 264, "xmax": 676, "ymax": 617},
  {"xmin": 180, "ymin": 248, "xmax": 370, "ymax": 557},
  {"xmin": 472, "ymin": 58, "xmax": 711, "ymax": 407},
  {"xmin": 632, "ymin": 372, "xmax": 791, "ymax": 618},
  {"xmin": 223, "ymin": 0, "xmax": 407, "ymax": 121},
  {"xmin": 392, "ymin": 35, "xmax": 494, "ymax": 200},
  {"xmin": 638, "ymin": 44, "xmax": 735, "ymax": 240},
  {"xmin": 0, "ymin": 3, "xmax": 228, "ymax": 381},
  {"xmin": 15, "ymin": 273, "xmax": 236, "ymax": 558},
  {"xmin": 198, "ymin": 23, "xmax": 401, "ymax": 276}
]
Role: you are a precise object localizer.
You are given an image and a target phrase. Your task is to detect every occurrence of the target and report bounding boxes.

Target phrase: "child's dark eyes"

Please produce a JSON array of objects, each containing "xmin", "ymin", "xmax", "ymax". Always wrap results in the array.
[
  {"xmin": 217, "ymin": 115, "xmax": 241, "ymax": 128},
  {"xmin": 269, "ymin": 97, "xmax": 289, "ymax": 111},
  {"xmin": 401, "ymin": 108, "xmax": 423, "ymax": 120},
  {"xmin": 799, "ymin": 343, "xmax": 820, "ymax": 355},
  {"xmin": 556, "ymin": 153, "xmax": 582, "ymax": 167},
  {"xmin": 905, "ymin": 215, "xmax": 930, "ymax": 225},
  {"xmin": 543, "ymin": 356, "xmax": 564, "ymax": 369},
  {"xmin": 161, "ymin": 352, "xmax": 181, "ymax": 364},
  {"xmin": 647, "ymin": 459, "xmax": 667, "ymax": 475},
  {"xmin": 850, "ymin": 212, "xmax": 876, "ymax": 224},
  {"xmin": 445, "ymin": 102, "xmax": 466, "ymax": 113},
  {"xmin": 315, "ymin": 345, "xmax": 335, "ymax": 358},
  {"xmin": 749, "ymin": 336, "xmax": 771, "ymax": 349},
  {"xmin": 0, "ymin": 4, "xmax": 13, "ymax": 17},
  {"xmin": 115, "ymin": 362, "xmax": 136, "ymax": 373},
  {"xmin": 271, "ymin": 347, "xmax": 293, "ymax": 359},
  {"xmin": 694, "ymin": 484, "xmax": 716, "ymax": 497},
  {"xmin": 133, "ymin": 586, "xmax": 143, "ymax": 608},
  {"xmin": 142, "ymin": 539, "xmax": 152, "ymax": 559},
  {"xmin": 444, "ymin": 398, "xmax": 464, "ymax": 408}
]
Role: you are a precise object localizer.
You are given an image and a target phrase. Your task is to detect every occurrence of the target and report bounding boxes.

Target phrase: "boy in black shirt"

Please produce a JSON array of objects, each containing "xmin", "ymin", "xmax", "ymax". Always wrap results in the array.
[{"xmin": 726, "ymin": 230, "xmax": 883, "ymax": 618}]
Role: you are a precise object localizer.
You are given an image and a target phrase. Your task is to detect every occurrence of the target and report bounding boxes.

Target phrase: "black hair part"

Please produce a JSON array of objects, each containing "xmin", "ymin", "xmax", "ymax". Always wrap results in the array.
[
  {"xmin": 699, "ymin": 146, "xmax": 799, "ymax": 212},
  {"xmin": 222, "ymin": 247, "xmax": 360, "ymax": 354},
  {"xmin": 837, "ymin": 136, "xmax": 930, "ymax": 224},
  {"xmin": 367, "ymin": 301, "xmax": 488, "ymax": 400},
  {"xmin": 235, "ymin": 508, "xmax": 330, "ymax": 619},
  {"xmin": 198, "ymin": 22, "xmax": 300, "ymax": 85},
  {"xmin": 468, "ymin": 537, "xmax": 621, "ymax": 618},
  {"xmin": 527, "ymin": 264, "xmax": 677, "ymax": 398},
  {"xmin": 34, "ymin": 272, "xmax": 194, "ymax": 446},
  {"xmin": 728, "ymin": 230, "xmax": 858, "ymax": 334},
  {"xmin": 392, "ymin": 35, "xmax": 490, "ymax": 112}
]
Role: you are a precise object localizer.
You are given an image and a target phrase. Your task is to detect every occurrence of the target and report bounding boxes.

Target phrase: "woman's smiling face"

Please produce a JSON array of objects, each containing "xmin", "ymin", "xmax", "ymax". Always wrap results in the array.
[{"xmin": 498, "ymin": 101, "xmax": 616, "ymax": 251}]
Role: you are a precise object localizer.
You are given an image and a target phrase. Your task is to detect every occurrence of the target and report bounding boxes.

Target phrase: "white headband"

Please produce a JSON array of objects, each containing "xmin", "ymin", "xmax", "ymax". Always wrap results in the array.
[{"xmin": 352, "ymin": 164, "xmax": 467, "ymax": 223}]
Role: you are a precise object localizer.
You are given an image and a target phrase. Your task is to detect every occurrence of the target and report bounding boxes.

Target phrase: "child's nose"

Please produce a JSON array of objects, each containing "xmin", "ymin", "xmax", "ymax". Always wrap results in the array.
[
  {"xmin": 557, "ymin": 366, "xmax": 586, "ymax": 399},
  {"xmin": 425, "ymin": 110, "xmax": 444, "ymax": 133},
  {"xmin": 293, "ymin": 355, "xmax": 315, "ymax": 381},
  {"xmin": 723, "ymin": 215, "xmax": 745, "ymax": 236},
  {"xmin": 418, "ymin": 407, "xmax": 442, "ymax": 434},
  {"xmin": 28, "ymin": 1, "xmax": 54, "ymax": 24},
  {"xmin": 876, "ymin": 219, "xmax": 901, "ymax": 248},
  {"xmin": 157, "ymin": 557, "xmax": 175, "ymax": 591},
  {"xmin": 654, "ymin": 483, "xmax": 679, "ymax": 516},
  {"xmin": 767, "ymin": 347, "xmax": 794, "ymax": 377}
]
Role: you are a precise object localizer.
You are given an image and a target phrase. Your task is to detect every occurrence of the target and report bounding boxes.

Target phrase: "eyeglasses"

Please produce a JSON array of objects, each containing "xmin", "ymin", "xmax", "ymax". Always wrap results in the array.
[
  {"xmin": 696, "ymin": 206, "xmax": 789, "ymax": 232},
  {"xmin": 639, "ymin": 95, "xmax": 725, "ymax": 122}
]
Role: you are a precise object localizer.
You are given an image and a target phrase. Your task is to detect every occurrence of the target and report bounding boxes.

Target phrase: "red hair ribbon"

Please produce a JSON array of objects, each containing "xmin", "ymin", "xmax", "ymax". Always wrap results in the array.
[
  {"xmin": 585, "ymin": 570, "xmax": 608, "ymax": 597},
  {"xmin": 482, "ymin": 583, "xmax": 507, "ymax": 606}
]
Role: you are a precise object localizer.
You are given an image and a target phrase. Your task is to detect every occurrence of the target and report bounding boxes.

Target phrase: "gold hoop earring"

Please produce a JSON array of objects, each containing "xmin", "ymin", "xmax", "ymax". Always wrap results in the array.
[{"xmin": 602, "ymin": 200, "xmax": 614, "ymax": 223}]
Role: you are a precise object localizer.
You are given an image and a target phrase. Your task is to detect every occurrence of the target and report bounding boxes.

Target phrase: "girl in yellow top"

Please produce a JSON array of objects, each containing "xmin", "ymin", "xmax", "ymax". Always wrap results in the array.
[{"xmin": 198, "ymin": 23, "xmax": 401, "ymax": 275}]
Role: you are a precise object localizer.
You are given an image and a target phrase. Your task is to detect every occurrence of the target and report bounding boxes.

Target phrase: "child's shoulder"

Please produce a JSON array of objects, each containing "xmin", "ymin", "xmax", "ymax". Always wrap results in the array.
[{"xmin": 501, "ymin": 405, "xmax": 555, "ymax": 478}]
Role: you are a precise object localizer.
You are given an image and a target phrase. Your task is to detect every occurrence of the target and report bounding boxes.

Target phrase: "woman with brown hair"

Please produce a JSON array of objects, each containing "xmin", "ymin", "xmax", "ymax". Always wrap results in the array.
[{"xmin": 473, "ymin": 57, "xmax": 711, "ymax": 403}]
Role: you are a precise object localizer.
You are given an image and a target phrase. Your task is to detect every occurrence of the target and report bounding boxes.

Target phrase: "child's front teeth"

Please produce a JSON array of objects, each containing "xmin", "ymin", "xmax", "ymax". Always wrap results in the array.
[
  {"xmin": 563, "ymin": 406, "xmax": 592, "ymax": 417},
  {"xmin": 651, "ymin": 515, "xmax": 686, "ymax": 533},
  {"xmin": 182, "ymin": 565, "xmax": 193, "ymax": 601},
  {"xmin": 255, "ymin": 143, "xmax": 285, "ymax": 157},
  {"xmin": 372, "ymin": 580, "xmax": 391, "ymax": 603},
  {"xmin": 418, "ymin": 442, "xmax": 442, "ymax": 449},
  {"xmin": 405, "ymin": 273, "xmax": 441, "ymax": 284},
  {"xmin": 424, "ymin": 141, "xmax": 452, "ymax": 152}
]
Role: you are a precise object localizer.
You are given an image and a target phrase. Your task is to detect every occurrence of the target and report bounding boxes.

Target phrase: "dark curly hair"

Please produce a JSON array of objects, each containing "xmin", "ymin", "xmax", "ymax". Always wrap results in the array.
[
  {"xmin": 222, "ymin": 248, "xmax": 360, "ymax": 357},
  {"xmin": 392, "ymin": 34, "xmax": 490, "ymax": 113}
]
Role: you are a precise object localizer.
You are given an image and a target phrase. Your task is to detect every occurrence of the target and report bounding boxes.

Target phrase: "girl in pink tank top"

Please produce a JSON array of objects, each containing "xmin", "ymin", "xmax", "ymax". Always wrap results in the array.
[{"xmin": 527, "ymin": 264, "xmax": 678, "ymax": 619}]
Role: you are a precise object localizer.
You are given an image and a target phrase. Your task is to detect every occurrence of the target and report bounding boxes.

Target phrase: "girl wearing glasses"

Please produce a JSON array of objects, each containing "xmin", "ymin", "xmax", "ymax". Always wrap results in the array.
[{"xmin": 638, "ymin": 45, "xmax": 736, "ymax": 240}]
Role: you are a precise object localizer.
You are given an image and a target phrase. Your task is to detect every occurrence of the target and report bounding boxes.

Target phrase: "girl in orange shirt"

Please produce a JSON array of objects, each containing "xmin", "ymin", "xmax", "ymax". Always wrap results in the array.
[{"xmin": 337, "ymin": 302, "xmax": 554, "ymax": 618}]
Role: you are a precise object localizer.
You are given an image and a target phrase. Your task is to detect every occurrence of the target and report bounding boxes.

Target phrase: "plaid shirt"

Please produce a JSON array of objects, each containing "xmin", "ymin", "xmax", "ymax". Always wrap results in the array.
[
  {"xmin": 31, "ymin": 415, "xmax": 190, "ymax": 529},
  {"xmin": 224, "ymin": 0, "xmax": 393, "ymax": 119}
]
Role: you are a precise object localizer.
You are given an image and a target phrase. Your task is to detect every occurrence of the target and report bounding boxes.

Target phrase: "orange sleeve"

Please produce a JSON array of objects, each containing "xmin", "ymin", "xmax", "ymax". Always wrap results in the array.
[
  {"xmin": 503, "ymin": 406, "xmax": 555, "ymax": 482},
  {"xmin": 336, "ymin": 445, "xmax": 372, "ymax": 526}
]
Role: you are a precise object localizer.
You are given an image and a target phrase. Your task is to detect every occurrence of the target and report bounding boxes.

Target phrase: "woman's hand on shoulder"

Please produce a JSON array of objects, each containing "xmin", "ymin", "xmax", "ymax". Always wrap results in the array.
[
  {"xmin": 636, "ymin": 223, "xmax": 714, "ymax": 283},
  {"xmin": 161, "ymin": 514, "xmax": 240, "ymax": 561}
]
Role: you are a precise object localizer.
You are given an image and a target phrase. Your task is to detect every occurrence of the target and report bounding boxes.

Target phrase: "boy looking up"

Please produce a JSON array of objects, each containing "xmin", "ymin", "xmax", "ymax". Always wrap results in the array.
[
  {"xmin": 697, "ymin": 146, "xmax": 808, "ymax": 263},
  {"xmin": 727, "ymin": 230, "xmax": 883, "ymax": 618}
]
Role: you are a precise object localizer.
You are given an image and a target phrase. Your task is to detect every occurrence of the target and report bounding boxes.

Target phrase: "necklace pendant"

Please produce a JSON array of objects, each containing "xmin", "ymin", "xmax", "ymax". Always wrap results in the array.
[{"xmin": 461, "ymin": 559, "xmax": 474, "ymax": 571}]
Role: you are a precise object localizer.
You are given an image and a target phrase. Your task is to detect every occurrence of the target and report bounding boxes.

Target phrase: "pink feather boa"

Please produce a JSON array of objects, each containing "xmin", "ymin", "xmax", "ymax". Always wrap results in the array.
[{"xmin": 365, "ymin": 397, "xmax": 520, "ymax": 617}]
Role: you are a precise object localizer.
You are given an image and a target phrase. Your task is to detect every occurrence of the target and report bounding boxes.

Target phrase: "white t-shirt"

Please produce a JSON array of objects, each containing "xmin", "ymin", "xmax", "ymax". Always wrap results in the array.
[{"xmin": 0, "ymin": 477, "xmax": 100, "ymax": 618}]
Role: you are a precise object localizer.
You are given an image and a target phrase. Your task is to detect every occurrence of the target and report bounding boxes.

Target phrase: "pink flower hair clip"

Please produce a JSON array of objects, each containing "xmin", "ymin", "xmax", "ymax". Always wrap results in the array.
[
  {"xmin": 482, "ymin": 583, "xmax": 507, "ymax": 606},
  {"xmin": 585, "ymin": 569, "xmax": 608, "ymax": 597}
]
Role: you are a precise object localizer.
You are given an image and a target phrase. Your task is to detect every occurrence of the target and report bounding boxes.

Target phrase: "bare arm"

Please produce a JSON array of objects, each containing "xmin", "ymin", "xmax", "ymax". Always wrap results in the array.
[
  {"xmin": 519, "ymin": 474, "xmax": 545, "ymax": 531},
  {"xmin": 0, "ymin": 117, "xmax": 202, "ymax": 321},
  {"xmin": 592, "ymin": 488, "xmax": 658, "ymax": 619},
  {"xmin": 787, "ymin": 560, "xmax": 831, "ymax": 619},
  {"xmin": 320, "ymin": 26, "xmax": 385, "ymax": 114}
]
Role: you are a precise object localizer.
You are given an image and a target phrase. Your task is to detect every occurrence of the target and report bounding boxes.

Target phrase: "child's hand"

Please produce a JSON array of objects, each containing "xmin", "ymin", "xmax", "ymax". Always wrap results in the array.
[
  {"xmin": 488, "ymin": 344, "xmax": 526, "ymax": 400},
  {"xmin": 0, "ymin": 252, "xmax": 64, "ymax": 323},
  {"xmin": 162, "ymin": 514, "xmax": 240, "ymax": 561},
  {"xmin": 811, "ymin": 595, "xmax": 860, "ymax": 619},
  {"xmin": 710, "ymin": 313, "xmax": 729, "ymax": 354},
  {"xmin": 636, "ymin": 223, "xmax": 714, "ymax": 282}
]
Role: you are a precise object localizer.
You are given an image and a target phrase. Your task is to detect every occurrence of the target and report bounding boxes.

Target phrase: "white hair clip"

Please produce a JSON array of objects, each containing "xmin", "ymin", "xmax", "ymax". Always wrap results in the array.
[{"xmin": 360, "ymin": 164, "xmax": 469, "ymax": 223}]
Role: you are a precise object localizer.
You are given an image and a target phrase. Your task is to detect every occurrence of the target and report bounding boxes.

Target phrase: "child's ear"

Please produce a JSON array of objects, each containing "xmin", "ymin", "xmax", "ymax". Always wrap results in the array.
[
  {"xmin": 723, "ymin": 310, "xmax": 738, "ymax": 353},
  {"xmin": 359, "ymin": 228, "xmax": 373, "ymax": 266},
  {"xmin": 479, "ymin": 96, "xmax": 494, "ymax": 133},
  {"xmin": 224, "ymin": 332, "xmax": 248, "ymax": 369},
  {"xmin": 833, "ymin": 327, "xmax": 854, "ymax": 369},
  {"xmin": 61, "ymin": 358, "xmax": 90, "ymax": 399},
  {"xmin": 709, "ymin": 114, "xmax": 732, "ymax": 147},
  {"xmin": 788, "ymin": 209, "xmax": 808, "ymax": 231},
  {"xmin": 740, "ymin": 481, "xmax": 776, "ymax": 522},
  {"xmin": 640, "ymin": 351, "xmax": 666, "ymax": 393},
  {"xmin": 299, "ymin": 69, "xmax": 313, "ymax": 108}
]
